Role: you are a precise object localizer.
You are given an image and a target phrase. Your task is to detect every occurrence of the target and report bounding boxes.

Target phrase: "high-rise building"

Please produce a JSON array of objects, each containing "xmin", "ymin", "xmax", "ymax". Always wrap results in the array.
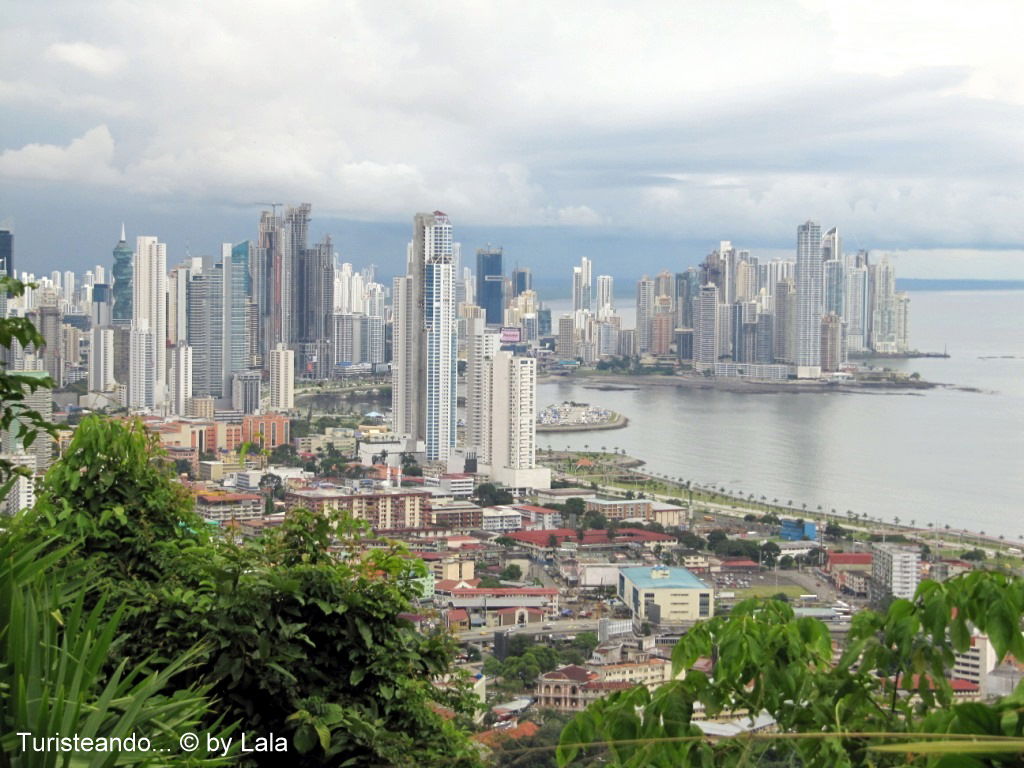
[
  {"xmin": 511, "ymin": 267, "xmax": 532, "ymax": 298},
  {"xmin": 476, "ymin": 247, "xmax": 504, "ymax": 325},
  {"xmin": 392, "ymin": 212, "xmax": 457, "ymax": 461},
  {"xmin": 187, "ymin": 267, "xmax": 224, "ymax": 398},
  {"xmin": 843, "ymin": 264, "xmax": 869, "ymax": 352},
  {"xmin": 572, "ymin": 257, "xmax": 592, "ymax": 313},
  {"xmin": 252, "ymin": 208, "xmax": 281, "ymax": 368},
  {"xmin": 824, "ymin": 259, "xmax": 845, "ymax": 317},
  {"xmin": 773, "ymin": 279, "xmax": 796, "ymax": 363},
  {"xmin": 795, "ymin": 220, "xmax": 823, "ymax": 378},
  {"xmin": 111, "ymin": 225, "xmax": 132, "ymax": 324},
  {"xmin": 269, "ymin": 343, "xmax": 294, "ymax": 411},
  {"xmin": 596, "ymin": 275, "xmax": 614, "ymax": 317},
  {"xmin": 0, "ymin": 229, "xmax": 12, "ymax": 277},
  {"xmin": 465, "ymin": 319, "xmax": 500, "ymax": 463},
  {"xmin": 423, "ymin": 220, "xmax": 457, "ymax": 461},
  {"xmin": 280, "ymin": 203, "xmax": 311, "ymax": 349},
  {"xmin": 128, "ymin": 322, "xmax": 155, "ymax": 409},
  {"xmin": 556, "ymin": 315, "xmax": 576, "ymax": 359},
  {"xmin": 169, "ymin": 342, "xmax": 193, "ymax": 416},
  {"xmin": 223, "ymin": 241, "xmax": 253, "ymax": 393},
  {"xmin": 0, "ymin": 453, "xmax": 36, "ymax": 515},
  {"xmin": 88, "ymin": 327, "xmax": 115, "ymax": 393},
  {"xmin": 231, "ymin": 370, "xmax": 262, "ymax": 414},
  {"xmin": 821, "ymin": 226, "xmax": 842, "ymax": 263},
  {"xmin": 694, "ymin": 284, "xmax": 719, "ymax": 371},
  {"xmin": 820, "ymin": 313, "xmax": 845, "ymax": 372},
  {"xmin": 2, "ymin": 370, "xmax": 52, "ymax": 475},
  {"xmin": 872, "ymin": 543, "xmax": 920, "ymax": 600},
  {"xmin": 132, "ymin": 235, "xmax": 168, "ymax": 403},
  {"xmin": 635, "ymin": 277, "xmax": 655, "ymax": 354}
]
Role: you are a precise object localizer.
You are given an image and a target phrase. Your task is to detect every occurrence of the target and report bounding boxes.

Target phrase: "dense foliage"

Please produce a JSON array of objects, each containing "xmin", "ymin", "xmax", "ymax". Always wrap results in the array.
[
  {"xmin": 7, "ymin": 416, "xmax": 483, "ymax": 767},
  {"xmin": 558, "ymin": 572, "xmax": 1024, "ymax": 767}
]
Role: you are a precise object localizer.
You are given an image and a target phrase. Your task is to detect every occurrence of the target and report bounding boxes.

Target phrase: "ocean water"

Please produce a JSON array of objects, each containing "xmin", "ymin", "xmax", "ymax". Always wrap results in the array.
[{"xmin": 537, "ymin": 291, "xmax": 1024, "ymax": 538}]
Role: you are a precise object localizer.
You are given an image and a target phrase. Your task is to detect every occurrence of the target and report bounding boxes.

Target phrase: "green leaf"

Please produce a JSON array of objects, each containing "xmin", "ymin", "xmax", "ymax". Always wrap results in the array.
[{"xmin": 869, "ymin": 740, "xmax": 1024, "ymax": 754}]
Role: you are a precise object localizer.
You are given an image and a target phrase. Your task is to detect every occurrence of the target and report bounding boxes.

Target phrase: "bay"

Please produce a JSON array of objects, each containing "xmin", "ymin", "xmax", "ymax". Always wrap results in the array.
[{"xmin": 537, "ymin": 291, "xmax": 1024, "ymax": 539}]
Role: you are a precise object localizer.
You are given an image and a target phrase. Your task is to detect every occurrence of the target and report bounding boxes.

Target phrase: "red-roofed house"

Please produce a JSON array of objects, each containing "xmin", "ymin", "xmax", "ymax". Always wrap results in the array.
[
  {"xmin": 505, "ymin": 527, "xmax": 677, "ymax": 554},
  {"xmin": 444, "ymin": 608, "xmax": 470, "ymax": 631},
  {"xmin": 535, "ymin": 665, "xmax": 641, "ymax": 711},
  {"xmin": 826, "ymin": 551, "xmax": 873, "ymax": 596},
  {"xmin": 193, "ymin": 491, "xmax": 263, "ymax": 522},
  {"xmin": 472, "ymin": 720, "xmax": 540, "ymax": 749}
]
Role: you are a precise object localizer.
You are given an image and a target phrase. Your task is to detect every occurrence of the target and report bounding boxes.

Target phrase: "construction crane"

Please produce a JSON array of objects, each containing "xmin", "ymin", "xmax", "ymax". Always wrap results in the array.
[{"xmin": 252, "ymin": 202, "xmax": 283, "ymax": 218}]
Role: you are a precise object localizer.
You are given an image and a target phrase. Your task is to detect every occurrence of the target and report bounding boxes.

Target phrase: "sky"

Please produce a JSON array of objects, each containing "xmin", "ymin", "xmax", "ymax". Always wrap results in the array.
[{"xmin": 2, "ymin": 0, "xmax": 1024, "ymax": 282}]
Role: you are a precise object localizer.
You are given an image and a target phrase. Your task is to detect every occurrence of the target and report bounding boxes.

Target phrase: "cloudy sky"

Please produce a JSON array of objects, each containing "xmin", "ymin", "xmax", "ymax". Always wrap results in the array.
[{"xmin": 2, "ymin": 0, "xmax": 1023, "ymax": 282}]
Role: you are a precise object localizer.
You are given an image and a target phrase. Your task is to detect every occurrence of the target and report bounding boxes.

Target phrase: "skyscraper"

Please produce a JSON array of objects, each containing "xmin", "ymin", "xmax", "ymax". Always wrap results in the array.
[
  {"xmin": 795, "ymin": 220, "xmax": 823, "ymax": 378},
  {"xmin": 222, "ymin": 241, "xmax": 253, "ymax": 393},
  {"xmin": 476, "ymin": 246, "xmax": 504, "ymax": 325},
  {"xmin": 0, "ymin": 229, "xmax": 12, "ymax": 277},
  {"xmin": 511, "ymin": 267, "xmax": 532, "ymax": 298},
  {"xmin": 187, "ymin": 266, "xmax": 224, "ymax": 398},
  {"xmin": 694, "ymin": 284, "xmax": 720, "ymax": 372},
  {"xmin": 131, "ymin": 235, "xmax": 168, "ymax": 404},
  {"xmin": 111, "ymin": 225, "xmax": 132, "ymax": 324},
  {"xmin": 128, "ymin": 322, "xmax": 155, "ymax": 409},
  {"xmin": 596, "ymin": 275, "xmax": 614, "ymax": 317},
  {"xmin": 635, "ymin": 277, "xmax": 655, "ymax": 354},
  {"xmin": 820, "ymin": 313, "xmax": 845, "ymax": 372},
  {"xmin": 269, "ymin": 343, "xmax": 294, "ymax": 411},
  {"xmin": 572, "ymin": 256, "xmax": 592, "ymax": 313},
  {"xmin": 824, "ymin": 258, "xmax": 845, "ymax": 317},
  {"xmin": 392, "ymin": 212, "xmax": 458, "ymax": 461},
  {"xmin": 423, "ymin": 217, "xmax": 457, "ymax": 461},
  {"xmin": 169, "ymin": 341, "xmax": 193, "ymax": 416}
]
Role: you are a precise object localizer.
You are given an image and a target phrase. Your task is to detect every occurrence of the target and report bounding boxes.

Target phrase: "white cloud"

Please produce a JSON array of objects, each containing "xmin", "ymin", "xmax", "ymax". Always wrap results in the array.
[
  {"xmin": 1, "ymin": 1, "xmax": 1023, "ymax": 255},
  {"xmin": 555, "ymin": 205, "xmax": 605, "ymax": 227},
  {"xmin": 45, "ymin": 42, "xmax": 126, "ymax": 76},
  {"xmin": 0, "ymin": 125, "xmax": 120, "ymax": 183}
]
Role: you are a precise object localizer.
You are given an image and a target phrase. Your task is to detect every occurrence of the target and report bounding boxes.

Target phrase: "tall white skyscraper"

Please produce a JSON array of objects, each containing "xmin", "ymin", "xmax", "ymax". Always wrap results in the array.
[
  {"xmin": 635, "ymin": 277, "xmax": 655, "ymax": 354},
  {"xmin": 572, "ymin": 256, "xmax": 592, "ymax": 313},
  {"xmin": 392, "ymin": 212, "xmax": 458, "ymax": 461},
  {"xmin": 795, "ymin": 220, "xmax": 823, "ymax": 378},
  {"xmin": 423, "ymin": 216, "xmax": 457, "ymax": 461},
  {"xmin": 844, "ymin": 264, "xmax": 869, "ymax": 352},
  {"xmin": 694, "ymin": 284, "xmax": 720, "ymax": 371},
  {"xmin": 596, "ymin": 275, "xmax": 614, "ymax": 317},
  {"xmin": 132, "ymin": 236, "xmax": 168, "ymax": 404},
  {"xmin": 464, "ymin": 318, "xmax": 548, "ymax": 488},
  {"xmin": 465, "ymin": 319, "xmax": 500, "ymax": 464},
  {"xmin": 88, "ymin": 327, "xmax": 115, "ymax": 392},
  {"xmin": 269, "ymin": 343, "xmax": 294, "ymax": 411},
  {"xmin": 128, "ymin": 322, "xmax": 156, "ymax": 409},
  {"xmin": 169, "ymin": 342, "xmax": 193, "ymax": 416}
]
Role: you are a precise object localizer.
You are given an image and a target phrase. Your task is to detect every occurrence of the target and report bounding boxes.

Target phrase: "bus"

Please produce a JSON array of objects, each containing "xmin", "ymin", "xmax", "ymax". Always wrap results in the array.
[{"xmin": 798, "ymin": 594, "xmax": 818, "ymax": 602}]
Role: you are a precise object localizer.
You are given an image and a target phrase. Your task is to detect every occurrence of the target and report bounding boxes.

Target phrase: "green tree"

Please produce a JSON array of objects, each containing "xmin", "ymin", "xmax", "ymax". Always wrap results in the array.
[
  {"xmin": 571, "ymin": 632, "xmax": 600, "ymax": 657},
  {"xmin": 559, "ymin": 571, "xmax": 1024, "ymax": 767},
  {"xmin": 501, "ymin": 563, "xmax": 524, "ymax": 581},
  {"xmin": 18, "ymin": 416, "xmax": 484, "ymax": 768},
  {"xmin": 706, "ymin": 530, "xmax": 728, "ymax": 549}
]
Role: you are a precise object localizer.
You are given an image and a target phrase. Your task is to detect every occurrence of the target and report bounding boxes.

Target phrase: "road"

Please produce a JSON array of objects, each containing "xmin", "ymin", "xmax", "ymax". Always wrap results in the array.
[{"xmin": 456, "ymin": 618, "xmax": 603, "ymax": 642}]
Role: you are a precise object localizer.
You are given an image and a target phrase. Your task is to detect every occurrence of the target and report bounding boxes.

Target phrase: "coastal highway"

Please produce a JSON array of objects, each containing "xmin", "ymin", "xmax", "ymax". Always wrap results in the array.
[{"xmin": 456, "ymin": 618, "xmax": 603, "ymax": 642}]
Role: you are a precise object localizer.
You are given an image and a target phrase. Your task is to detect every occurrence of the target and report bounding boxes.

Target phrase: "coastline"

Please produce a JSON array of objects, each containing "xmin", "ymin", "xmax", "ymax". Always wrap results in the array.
[
  {"xmin": 536, "ymin": 413, "xmax": 628, "ymax": 433},
  {"xmin": 539, "ymin": 372, "xmax": 943, "ymax": 395}
]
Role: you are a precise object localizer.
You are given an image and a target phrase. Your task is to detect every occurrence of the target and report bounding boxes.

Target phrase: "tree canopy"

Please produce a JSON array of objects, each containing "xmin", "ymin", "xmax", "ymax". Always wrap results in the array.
[
  {"xmin": 558, "ymin": 571, "xmax": 1024, "ymax": 767},
  {"xmin": 9, "ymin": 415, "xmax": 483, "ymax": 767}
]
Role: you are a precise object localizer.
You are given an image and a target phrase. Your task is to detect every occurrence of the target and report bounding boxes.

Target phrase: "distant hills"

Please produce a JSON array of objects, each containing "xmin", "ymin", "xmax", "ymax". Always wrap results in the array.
[{"xmin": 897, "ymin": 278, "xmax": 1024, "ymax": 291}]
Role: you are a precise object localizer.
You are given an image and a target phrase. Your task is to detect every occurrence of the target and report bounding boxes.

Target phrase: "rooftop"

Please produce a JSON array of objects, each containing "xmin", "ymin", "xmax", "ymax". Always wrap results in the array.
[{"xmin": 620, "ymin": 566, "xmax": 710, "ymax": 590}]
